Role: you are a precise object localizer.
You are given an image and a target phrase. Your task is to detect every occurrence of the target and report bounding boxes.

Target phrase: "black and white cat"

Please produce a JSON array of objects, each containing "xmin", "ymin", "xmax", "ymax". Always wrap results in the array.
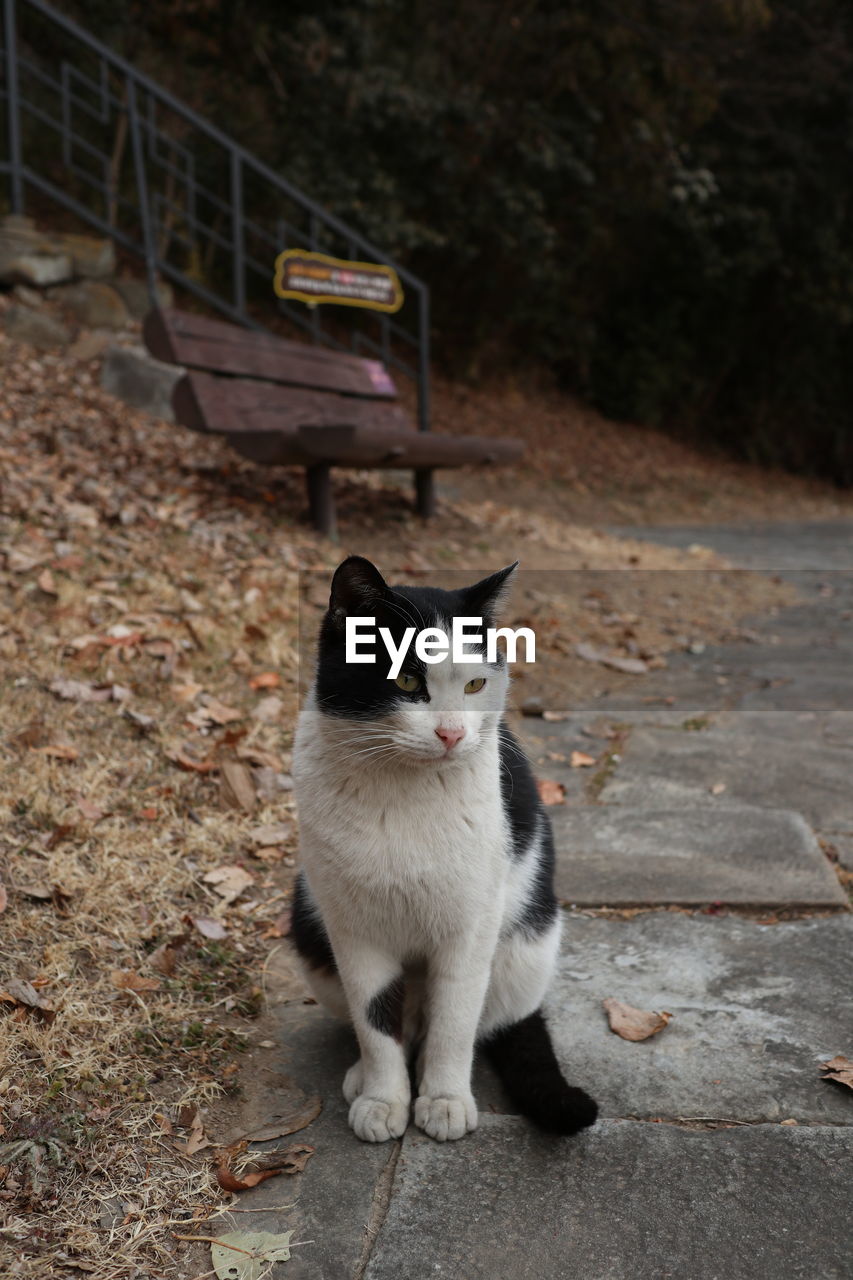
[{"xmin": 291, "ymin": 556, "xmax": 598, "ymax": 1143}]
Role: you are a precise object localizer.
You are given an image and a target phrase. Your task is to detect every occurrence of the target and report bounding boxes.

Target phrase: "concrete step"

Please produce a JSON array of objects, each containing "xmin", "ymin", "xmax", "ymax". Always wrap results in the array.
[
  {"xmin": 366, "ymin": 1118, "xmax": 853, "ymax": 1280},
  {"xmin": 550, "ymin": 804, "xmax": 845, "ymax": 907},
  {"xmin": 550, "ymin": 913, "xmax": 853, "ymax": 1125}
]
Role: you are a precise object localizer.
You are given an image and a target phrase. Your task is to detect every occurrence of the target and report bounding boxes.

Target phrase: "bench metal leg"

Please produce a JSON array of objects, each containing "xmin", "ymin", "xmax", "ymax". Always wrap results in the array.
[
  {"xmin": 306, "ymin": 464, "xmax": 337, "ymax": 539},
  {"xmin": 414, "ymin": 468, "xmax": 436, "ymax": 519}
]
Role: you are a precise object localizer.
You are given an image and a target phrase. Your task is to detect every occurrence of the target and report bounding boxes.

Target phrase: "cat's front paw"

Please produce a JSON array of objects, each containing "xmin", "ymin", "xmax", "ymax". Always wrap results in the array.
[
  {"xmin": 349, "ymin": 1094, "xmax": 409, "ymax": 1142},
  {"xmin": 342, "ymin": 1059, "xmax": 363, "ymax": 1104},
  {"xmin": 414, "ymin": 1093, "xmax": 478, "ymax": 1142}
]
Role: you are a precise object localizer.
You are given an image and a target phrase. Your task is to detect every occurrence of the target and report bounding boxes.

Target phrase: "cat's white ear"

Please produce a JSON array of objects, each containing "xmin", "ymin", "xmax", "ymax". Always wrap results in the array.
[
  {"xmin": 463, "ymin": 562, "xmax": 519, "ymax": 619},
  {"xmin": 329, "ymin": 556, "xmax": 389, "ymax": 626}
]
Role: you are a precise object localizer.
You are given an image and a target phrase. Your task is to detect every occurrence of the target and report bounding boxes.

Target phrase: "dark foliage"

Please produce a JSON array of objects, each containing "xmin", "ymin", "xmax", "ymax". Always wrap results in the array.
[{"xmin": 62, "ymin": 0, "xmax": 853, "ymax": 480}]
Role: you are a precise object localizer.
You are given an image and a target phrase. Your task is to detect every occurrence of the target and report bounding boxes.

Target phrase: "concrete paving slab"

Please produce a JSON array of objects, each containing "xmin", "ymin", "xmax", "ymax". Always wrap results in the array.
[
  {"xmin": 230, "ymin": 1002, "xmax": 392, "ymax": 1280},
  {"xmin": 601, "ymin": 718, "xmax": 853, "ymax": 829},
  {"xmin": 608, "ymin": 521, "xmax": 853, "ymax": 571},
  {"xmin": 366, "ymin": 1118, "xmax": 853, "ymax": 1280},
  {"xmin": 550, "ymin": 804, "xmax": 845, "ymax": 906},
  {"xmin": 550, "ymin": 913, "xmax": 853, "ymax": 1124}
]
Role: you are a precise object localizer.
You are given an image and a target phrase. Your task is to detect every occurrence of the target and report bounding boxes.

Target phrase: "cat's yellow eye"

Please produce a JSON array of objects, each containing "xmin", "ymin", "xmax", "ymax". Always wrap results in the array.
[
  {"xmin": 395, "ymin": 673, "xmax": 422, "ymax": 693},
  {"xmin": 465, "ymin": 677, "xmax": 486, "ymax": 694}
]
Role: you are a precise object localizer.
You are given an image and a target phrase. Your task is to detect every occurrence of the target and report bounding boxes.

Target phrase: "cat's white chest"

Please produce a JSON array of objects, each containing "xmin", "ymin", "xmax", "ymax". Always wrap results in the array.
[{"xmin": 293, "ymin": 710, "xmax": 508, "ymax": 941}]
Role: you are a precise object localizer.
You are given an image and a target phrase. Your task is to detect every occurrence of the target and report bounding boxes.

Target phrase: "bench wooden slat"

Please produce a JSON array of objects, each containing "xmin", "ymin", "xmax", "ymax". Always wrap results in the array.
[
  {"xmin": 173, "ymin": 371, "xmax": 409, "ymax": 436},
  {"xmin": 144, "ymin": 308, "xmax": 398, "ymax": 399},
  {"xmin": 295, "ymin": 425, "xmax": 523, "ymax": 467},
  {"xmin": 225, "ymin": 426, "xmax": 522, "ymax": 469}
]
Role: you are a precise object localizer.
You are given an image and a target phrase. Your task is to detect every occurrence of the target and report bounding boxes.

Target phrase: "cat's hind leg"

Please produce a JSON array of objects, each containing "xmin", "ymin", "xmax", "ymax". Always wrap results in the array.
[{"xmin": 478, "ymin": 918, "xmax": 598, "ymax": 1135}]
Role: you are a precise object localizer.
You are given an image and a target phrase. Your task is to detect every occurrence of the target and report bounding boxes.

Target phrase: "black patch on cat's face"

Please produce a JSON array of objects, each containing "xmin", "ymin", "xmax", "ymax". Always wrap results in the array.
[{"xmin": 314, "ymin": 557, "xmax": 516, "ymax": 721}]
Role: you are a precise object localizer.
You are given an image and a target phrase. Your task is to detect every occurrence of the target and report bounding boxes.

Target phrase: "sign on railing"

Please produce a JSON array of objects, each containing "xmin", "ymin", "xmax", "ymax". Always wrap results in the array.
[{"xmin": 273, "ymin": 248, "xmax": 404, "ymax": 313}]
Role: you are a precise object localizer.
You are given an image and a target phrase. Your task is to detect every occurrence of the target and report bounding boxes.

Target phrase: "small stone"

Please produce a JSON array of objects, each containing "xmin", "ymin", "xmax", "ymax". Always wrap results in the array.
[
  {"xmin": 5, "ymin": 304, "xmax": 72, "ymax": 349},
  {"xmin": 521, "ymin": 696, "xmax": 545, "ymax": 717},
  {"xmin": 12, "ymin": 284, "xmax": 44, "ymax": 308},
  {"xmin": 3, "ymin": 251, "xmax": 72, "ymax": 286},
  {"xmin": 56, "ymin": 230, "xmax": 116, "ymax": 279},
  {"xmin": 101, "ymin": 345, "xmax": 184, "ymax": 422},
  {"xmin": 67, "ymin": 330, "xmax": 113, "ymax": 362},
  {"xmin": 54, "ymin": 280, "xmax": 130, "ymax": 329},
  {"xmin": 111, "ymin": 276, "xmax": 174, "ymax": 319}
]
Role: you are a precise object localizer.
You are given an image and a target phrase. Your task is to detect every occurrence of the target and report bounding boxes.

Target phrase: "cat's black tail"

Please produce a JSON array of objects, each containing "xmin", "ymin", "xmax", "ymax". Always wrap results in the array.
[{"xmin": 481, "ymin": 1009, "xmax": 598, "ymax": 1135}]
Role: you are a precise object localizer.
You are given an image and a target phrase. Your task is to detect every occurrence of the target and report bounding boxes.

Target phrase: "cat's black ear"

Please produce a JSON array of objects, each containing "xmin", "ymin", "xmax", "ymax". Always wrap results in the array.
[
  {"xmin": 328, "ymin": 556, "xmax": 389, "ymax": 627},
  {"xmin": 462, "ymin": 562, "xmax": 519, "ymax": 620}
]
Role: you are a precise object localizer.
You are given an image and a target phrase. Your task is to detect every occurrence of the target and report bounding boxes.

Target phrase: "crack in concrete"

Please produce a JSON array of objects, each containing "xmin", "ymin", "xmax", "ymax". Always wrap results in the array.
[{"xmin": 352, "ymin": 1138, "xmax": 403, "ymax": 1280}]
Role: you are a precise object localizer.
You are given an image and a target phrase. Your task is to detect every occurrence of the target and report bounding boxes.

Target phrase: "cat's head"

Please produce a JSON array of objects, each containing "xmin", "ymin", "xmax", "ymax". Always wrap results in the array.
[{"xmin": 313, "ymin": 556, "xmax": 518, "ymax": 765}]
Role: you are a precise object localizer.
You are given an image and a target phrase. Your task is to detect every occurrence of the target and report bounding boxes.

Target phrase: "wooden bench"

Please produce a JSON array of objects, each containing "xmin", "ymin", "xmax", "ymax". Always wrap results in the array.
[{"xmin": 142, "ymin": 307, "xmax": 524, "ymax": 537}]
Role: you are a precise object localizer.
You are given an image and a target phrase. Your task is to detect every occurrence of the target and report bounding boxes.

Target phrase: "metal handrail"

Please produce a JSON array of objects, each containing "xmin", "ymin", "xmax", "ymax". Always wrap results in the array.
[{"xmin": 0, "ymin": 0, "xmax": 430, "ymax": 429}]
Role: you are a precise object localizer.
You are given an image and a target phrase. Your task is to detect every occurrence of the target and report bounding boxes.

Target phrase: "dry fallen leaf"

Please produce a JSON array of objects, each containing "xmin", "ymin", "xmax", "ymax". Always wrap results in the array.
[
  {"xmin": 267, "ymin": 1143, "xmax": 315, "ymax": 1174},
  {"xmin": 250, "ymin": 823, "xmax": 293, "ymax": 846},
  {"xmin": 186, "ymin": 914, "xmax": 229, "ymax": 940},
  {"xmin": 149, "ymin": 932, "xmax": 190, "ymax": 976},
  {"xmin": 537, "ymin": 778, "xmax": 566, "ymax": 806},
  {"xmin": 570, "ymin": 751, "xmax": 597, "ymax": 768},
  {"xmin": 603, "ymin": 998, "xmax": 673, "ymax": 1042},
  {"xmin": 167, "ymin": 744, "xmax": 218, "ymax": 773},
  {"xmin": 261, "ymin": 909, "xmax": 292, "ymax": 939},
  {"xmin": 251, "ymin": 695, "xmax": 283, "ymax": 724},
  {"xmin": 219, "ymin": 760, "xmax": 257, "ymax": 813},
  {"xmin": 820, "ymin": 1055, "xmax": 853, "ymax": 1089},
  {"xmin": 33, "ymin": 743, "xmax": 78, "ymax": 761},
  {"xmin": 172, "ymin": 681, "xmax": 204, "ymax": 704},
  {"xmin": 237, "ymin": 745, "xmax": 284, "ymax": 771},
  {"xmin": 0, "ymin": 978, "xmax": 56, "ymax": 1022},
  {"xmin": 252, "ymin": 845, "xmax": 286, "ymax": 863},
  {"xmin": 203, "ymin": 865, "xmax": 254, "ymax": 905},
  {"xmin": 215, "ymin": 1143, "xmax": 315, "ymax": 1193},
  {"xmin": 111, "ymin": 970, "xmax": 162, "ymax": 993},
  {"xmin": 124, "ymin": 708, "xmax": 157, "ymax": 734},
  {"xmin": 76, "ymin": 796, "xmax": 105, "ymax": 821},
  {"xmin": 49, "ymin": 678, "xmax": 113, "ymax": 703},
  {"xmin": 710, "ymin": 782, "xmax": 727, "ymax": 796},
  {"xmin": 196, "ymin": 695, "xmax": 243, "ymax": 725},
  {"xmin": 43, "ymin": 823, "xmax": 75, "ymax": 851},
  {"xmin": 249, "ymin": 672, "xmax": 281, "ymax": 690},
  {"xmin": 240, "ymin": 1096, "xmax": 322, "ymax": 1143},
  {"xmin": 208, "ymin": 1229, "xmax": 294, "ymax": 1280},
  {"xmin": 214, "ymin": 1164, "xmax": 282, "ymax": 1193},
  {"xmin": 575, "ymin": 642, "xmax": 648, "ymax": 675},
  {"xmin": 542, "ymin": 710, "xmax": 570, "ymax": 722},
  {"xmin": 173, "ymin": 1107, "xmax": 212, "ymax": 1156},
  {"xmin": 37, "ymin": 568, "xmax": 57, "ymax": 595}
]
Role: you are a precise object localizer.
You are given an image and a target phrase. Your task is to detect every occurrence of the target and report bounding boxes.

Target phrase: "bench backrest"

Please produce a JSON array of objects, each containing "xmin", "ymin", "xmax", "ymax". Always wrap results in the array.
[{"xmin": 143, "ymin": 308, "xmax": 399, "ymax": 401}]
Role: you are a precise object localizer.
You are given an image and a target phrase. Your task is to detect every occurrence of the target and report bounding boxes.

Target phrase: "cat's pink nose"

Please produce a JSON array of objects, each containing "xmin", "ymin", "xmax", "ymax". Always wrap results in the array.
[{"xmin": 435, "ymin": 726, "xmax": 465, "ymax": 751}]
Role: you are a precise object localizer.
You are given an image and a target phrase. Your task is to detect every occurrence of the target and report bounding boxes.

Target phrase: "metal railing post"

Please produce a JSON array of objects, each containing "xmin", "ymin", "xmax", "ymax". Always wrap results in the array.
[
  {"xmin": 4, "ymin": 0, "xmax": 24, "ymax": 213},
  {"xmin": 126, "ymin": 76, "xmax": 157, "ymax": 304},
  {"xmin": 230, "ymin": 149, "xmax": 245, "ymax": 315},
  {"xmin": 417, "ymin": 286, "xmax": 431, "ymax": 432}
]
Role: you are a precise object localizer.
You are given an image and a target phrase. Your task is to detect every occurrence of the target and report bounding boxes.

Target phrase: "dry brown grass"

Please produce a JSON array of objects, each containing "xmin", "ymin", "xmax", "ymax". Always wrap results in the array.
[{"xmin": 0, "ymin": 318, "xmax": 807, "ymax": 1277}]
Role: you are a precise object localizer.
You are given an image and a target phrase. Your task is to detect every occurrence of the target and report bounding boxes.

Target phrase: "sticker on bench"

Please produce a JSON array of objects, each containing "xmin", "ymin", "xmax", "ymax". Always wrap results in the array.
[
  {"xmin": 274, "ymin": 249, "xmax": 404, "ymax": 313},
  {"xmin": 365, "ymin": 361, "xmax": 396, "ymax": 395}
]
